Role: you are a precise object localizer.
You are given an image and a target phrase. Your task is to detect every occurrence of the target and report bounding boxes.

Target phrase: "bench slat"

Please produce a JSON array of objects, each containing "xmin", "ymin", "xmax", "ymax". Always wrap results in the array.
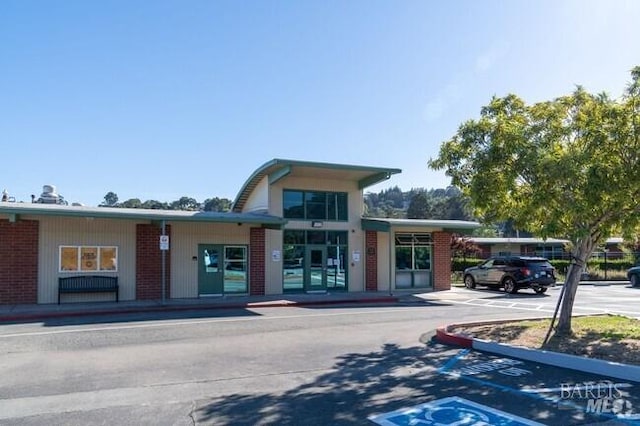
[{"xmin": 58, "ymin": 276, "xmax": 119, "ymax": 304}]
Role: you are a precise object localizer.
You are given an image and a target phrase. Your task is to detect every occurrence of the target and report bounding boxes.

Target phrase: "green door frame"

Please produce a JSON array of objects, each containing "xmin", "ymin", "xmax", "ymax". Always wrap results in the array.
[
  {"xmin": 305, "ymin": 245, "xmax": 328, "ymax": 293},
  {"xmin": 198, "ymin": 244, "xmax": 224, "ymax": 296}
]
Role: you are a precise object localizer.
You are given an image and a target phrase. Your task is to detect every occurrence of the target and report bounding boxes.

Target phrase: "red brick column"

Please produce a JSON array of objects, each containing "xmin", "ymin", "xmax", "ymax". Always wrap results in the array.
[
  {"xmin": 249, "ymin": 227, "xmax": 265, "ymax": 295},
  {"xmin": 136, "ymin": 224, "xmax": 171, "ymax": 300},
  {"xmin": 433, "ymin": 231, "xmax": 452, "ymax": 291},
  {"xmin": 0, "ymin": 220, "xmax": 39, "ymax": 304},
  {"xmin": 365, "ymin": 231, "xmax": 378, "ymax": 291}
]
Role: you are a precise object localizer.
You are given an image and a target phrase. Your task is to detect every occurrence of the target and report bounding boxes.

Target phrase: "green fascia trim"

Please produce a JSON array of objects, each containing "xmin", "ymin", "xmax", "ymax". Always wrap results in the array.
[
  {"xmin": 0, "ymin": 205, "xmax": 286, "ymax": 228},
  {"xmin": 268, "ymin": 165, "xmax": 291, "ymax": 185},
  {"xmin": 361, "ymin": 218, "xmax": 480, "ymax": 234},
  {"xmin": 361, "ymin": 219, "xmax": 391, "ymax": 232},
  {"xmin": 232, "ymin": 158, "xmax": 401, "ymax": 212}
]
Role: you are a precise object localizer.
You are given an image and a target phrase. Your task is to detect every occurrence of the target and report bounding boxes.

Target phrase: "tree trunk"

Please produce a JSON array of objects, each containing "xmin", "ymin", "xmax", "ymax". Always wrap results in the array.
[{"xmin": 556, "ymin": 239, "xmax": 594, "ymax": 335}]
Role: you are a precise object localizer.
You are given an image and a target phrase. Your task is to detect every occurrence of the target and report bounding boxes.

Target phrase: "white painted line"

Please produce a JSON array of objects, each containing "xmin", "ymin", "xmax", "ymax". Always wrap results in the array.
[{"xmin": 0, "ymin": 307, "xmax": 416, "ymax": 338}]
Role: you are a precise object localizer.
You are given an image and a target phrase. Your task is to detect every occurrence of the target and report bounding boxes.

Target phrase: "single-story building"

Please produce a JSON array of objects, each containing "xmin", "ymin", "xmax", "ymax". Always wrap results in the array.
[
  {"xmin": 0, "ymin": 159, "xmax": 479, "ymax": 305},
  {"xmin": 469, "ymin": 237, "xmax": 625, "ymax": 260}
]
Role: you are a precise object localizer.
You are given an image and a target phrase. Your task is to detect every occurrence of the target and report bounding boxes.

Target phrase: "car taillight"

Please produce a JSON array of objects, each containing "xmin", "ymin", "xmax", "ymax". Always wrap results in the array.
[{"xmin": 521, "ymin": 268, "xmax": 531, "ymax": 276}]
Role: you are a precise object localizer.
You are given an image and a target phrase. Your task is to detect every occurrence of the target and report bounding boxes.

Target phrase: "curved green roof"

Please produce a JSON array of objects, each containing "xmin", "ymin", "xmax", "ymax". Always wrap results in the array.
[{"xmin": 232, "ymin": 158, "xmax": 401, "ymax": 212}]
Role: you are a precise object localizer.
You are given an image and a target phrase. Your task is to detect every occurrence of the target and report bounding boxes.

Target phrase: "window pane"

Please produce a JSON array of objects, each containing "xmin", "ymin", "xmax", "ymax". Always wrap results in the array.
[
  {"xmin": 395, "ymin": 234, "xmax": 414, "ymax": 244},
  {"xmin": 307, "ymin": 231, "xmax": 326, "ymax": 244},
  {"xmin": 414, "ymin": 247, "xmax": 431, "ymax": 270},
  {"xmin": 396, "ymin": 247, "xmax": 412, "ymax": 270},
  {"xmin": 283, "ymin": 245, "xmax": 304, "ymax": 291},
  {"xmin": 305, "ymin": 191, "xmax": 326, "ymax": 219},
  {"xmin": 225, "ymin": 246, "xmax": 246, "ymax": 261},
  {"xmin": 80, "ymin": 247, "xmax": 98, "ymax": 271},
  {"xmin": 283, "ymin": 230, "xmax": 305, "ymax": 244},
  {"xmin": 224, "ymin": 261, "xmax": 247, "ymax": 293},
  {"xmin": 413, "ymin": 234, "xmax": 432, "ymax": 245},
  {"xmin": 204, "ymin": 248, "xmax": 219, "ymax": 272},
  {"xmin": 99, "ymin": 247, "xmax": 117, "ymax": 271},
  {"xmin": 327, "ymin": 231, "xmax": 348, "ymax": 245},
  {"xmin": 283, "ymin": 190, "xmax": 304, "ymax": 218},
  {"xmin": 60, "ymin": 247, "xmax": 78, "ymax": 271},
  {"xmin": 336, "ymin": 192, "xmax": 348, "ymax": 221}
]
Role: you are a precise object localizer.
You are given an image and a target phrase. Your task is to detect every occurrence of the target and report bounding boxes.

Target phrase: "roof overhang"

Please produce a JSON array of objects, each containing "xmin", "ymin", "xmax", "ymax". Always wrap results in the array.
[
  {"xmin": 232, "ymin": 159, "xmax": 401, "ymax": 212},
  {"xmin": 0, "ymin": 202, "xmax": 287, "ymax": 229},
  {"xmin": 361, "ymin": 218, "xmax": 480, "ymax": 234}
]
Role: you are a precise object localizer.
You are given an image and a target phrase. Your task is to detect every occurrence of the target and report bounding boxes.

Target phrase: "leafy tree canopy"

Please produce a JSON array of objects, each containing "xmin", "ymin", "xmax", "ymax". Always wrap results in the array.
[{"xmin": 429, "ymin": 66, "xmax": 640, "ymax": 333}]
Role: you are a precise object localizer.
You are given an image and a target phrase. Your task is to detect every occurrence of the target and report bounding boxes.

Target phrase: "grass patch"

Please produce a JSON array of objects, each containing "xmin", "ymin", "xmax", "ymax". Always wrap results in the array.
[
  {"xmin": 512, "ymin": 315, "xmax": 640, "ymax": 339},
  {"xmin": 457, "ymin": 315, "xmax": 640, "ymax": 365}
]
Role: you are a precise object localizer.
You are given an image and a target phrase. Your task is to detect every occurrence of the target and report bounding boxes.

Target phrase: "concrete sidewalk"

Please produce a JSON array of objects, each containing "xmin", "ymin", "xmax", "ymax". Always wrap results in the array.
[{"xmin": 0, "ymin": 291, "xmax": 402, "ymax": 323}]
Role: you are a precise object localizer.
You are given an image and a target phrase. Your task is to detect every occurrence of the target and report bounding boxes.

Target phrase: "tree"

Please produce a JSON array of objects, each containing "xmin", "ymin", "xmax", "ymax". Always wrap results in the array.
[
  {"xmin": 101, "ymin": 192, "xmax": 119, "ymax": 207},
  {"xmin": 170, "ymin": 196, "xmax": 200, "ymax": 211},
  {"xmin": 406, "ymin": 191, "xmax": 430, "ymax": 219},
  {"xmin": 429, "ymin": 67, "xmax": 640, "ymax": 335},
  {"xmin": 142, "ymin": 200, "xmax": 168, "ymax": 210},
  {"xmin": 120, "ymin": 198, "xmax": 142, "ymax": 209},
  {"xmin": 203, "ymin": 197, "xmax": 232, "ymax": 212}
]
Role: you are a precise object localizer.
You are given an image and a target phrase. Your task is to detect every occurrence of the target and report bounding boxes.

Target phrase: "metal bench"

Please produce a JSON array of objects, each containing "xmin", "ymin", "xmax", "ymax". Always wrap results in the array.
[{"xmin": 58, "ymin": 276, "xmax": 119, "ymax": 304}]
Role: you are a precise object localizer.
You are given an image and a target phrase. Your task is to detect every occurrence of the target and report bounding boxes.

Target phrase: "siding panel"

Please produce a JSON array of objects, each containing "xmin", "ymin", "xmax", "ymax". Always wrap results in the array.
[{"xmin": 37, "ymin": 217, "xmax": 137, "ymax": 304}]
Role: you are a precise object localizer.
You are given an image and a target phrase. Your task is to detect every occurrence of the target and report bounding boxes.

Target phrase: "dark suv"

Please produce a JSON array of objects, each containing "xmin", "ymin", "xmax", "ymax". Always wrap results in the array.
[{"xmin": 463, "ymin": 256, "xmax": 556, "ymax": 294}]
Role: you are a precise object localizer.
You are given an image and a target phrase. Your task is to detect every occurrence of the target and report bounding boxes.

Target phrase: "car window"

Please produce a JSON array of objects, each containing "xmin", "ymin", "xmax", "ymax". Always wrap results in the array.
[
  {"xmin": 493, "ymin": 259, "xmax": 505, "ymax": 266},
  {"xmin": 526, "ymin": 259, "xmax": 552, "ymax": 268},
  {"xmin": 511, "ymin": 259, "xmax": 526, "ymax": 267},
  {"xmin": 482, "ymin": 260, "xmax": 494, "ymax": 267}
]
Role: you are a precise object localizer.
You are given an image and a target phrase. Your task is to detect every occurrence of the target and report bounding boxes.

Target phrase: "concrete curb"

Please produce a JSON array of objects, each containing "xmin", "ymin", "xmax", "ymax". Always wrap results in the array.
[
  {"xmin": 0, "ymin": 296, "xmax": 400, "ymax": 323},
  {"xmin": 435, "ymin": 321, "xmax": 640, "ymax": 383}
]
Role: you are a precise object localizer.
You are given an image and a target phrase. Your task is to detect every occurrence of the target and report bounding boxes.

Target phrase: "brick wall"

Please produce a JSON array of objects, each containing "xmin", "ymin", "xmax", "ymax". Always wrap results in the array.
[
  {"xmin": 365, "ymin": 231, "xmax": 378, "ymax": 291},
  {"xmin": 136, "ymin": 224, "xmax": 171, "ymax": 300},
  {"xmin": 249, "ymin": 227, "xmax": 265, "ymax": 296},
  {"xmin": 433, "ymin": 231, "xmax": 452, "ymax": 291},
  {"xmin": 0, "ymin": 220, "xmax": 39, "ymax": 304}
]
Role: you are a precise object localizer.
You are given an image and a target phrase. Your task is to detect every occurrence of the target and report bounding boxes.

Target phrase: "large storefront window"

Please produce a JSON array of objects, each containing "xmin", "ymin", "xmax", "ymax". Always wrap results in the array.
[
  {"xmin": 60, "ymin": 246, "xmax": 118, "ymax": 272},
  {"xmin": 283, "ymin": 230, "xmax": 348, "ymax": 292},
  {"xmin": 283, "ymin": 190, "xmax": 348, "ymax": 221},
  {"xmin": 395, "ymin": 233, "xmax": 432, "ymax": 289}
]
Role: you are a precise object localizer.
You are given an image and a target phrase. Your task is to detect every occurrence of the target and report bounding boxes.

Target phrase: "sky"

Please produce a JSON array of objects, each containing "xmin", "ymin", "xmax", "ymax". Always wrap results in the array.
[{"xmin": 2, "ymin": 0, "xmax": 640, "ymax": 207}]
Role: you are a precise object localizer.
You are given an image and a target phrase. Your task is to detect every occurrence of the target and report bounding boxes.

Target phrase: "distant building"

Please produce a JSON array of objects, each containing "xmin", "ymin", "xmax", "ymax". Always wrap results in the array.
[{"xmin": 468, "ymin": 237, "xmax": 625, "ymax": 259}]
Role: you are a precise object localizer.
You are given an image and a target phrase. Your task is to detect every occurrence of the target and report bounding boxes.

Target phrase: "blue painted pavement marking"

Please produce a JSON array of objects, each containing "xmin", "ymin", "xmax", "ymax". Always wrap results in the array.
[
  {"xmin": 368, "ymin": 396, "xmax": 544, "ymax": 426},
  {"xmin": 436, "ymin": 349, "xmax": 640, "ymax": 424}
]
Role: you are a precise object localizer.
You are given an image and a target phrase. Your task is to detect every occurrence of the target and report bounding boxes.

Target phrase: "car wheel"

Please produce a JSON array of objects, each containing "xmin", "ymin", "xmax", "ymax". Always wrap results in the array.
[
  {"xmin": 503, "ymin": 277, "xmax": 517, "ymax": 294},
  {"xmin": 464, "ymin": 275, "xmax": 476, "ymax": 289},
  {"xmin": 631, "ymin": 274, "xmax": 640, "ymax": 288},
  {"xmin": 534, "ymin": 287, "xmax": 547, "ymax": 294}
]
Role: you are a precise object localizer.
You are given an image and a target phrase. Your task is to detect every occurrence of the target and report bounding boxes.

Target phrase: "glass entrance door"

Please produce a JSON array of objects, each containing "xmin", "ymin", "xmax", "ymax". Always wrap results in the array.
[
  {"xmin": 305, "ymin": 245, "xmax": 328, "ymax": 293},
  {"xmin": 198, "ymin": 244, "xmax": 224, "ymax": 296}
]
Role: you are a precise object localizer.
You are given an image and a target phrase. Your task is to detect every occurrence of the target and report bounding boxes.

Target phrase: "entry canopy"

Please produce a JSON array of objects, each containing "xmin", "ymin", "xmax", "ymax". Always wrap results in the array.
[
  {"xmin": 232, "ymin": 158, "xmax": 402, "ymax": 213},
  {"xmin": 361, "ymin": 218, "xmax": 480, "ymax": 234}
]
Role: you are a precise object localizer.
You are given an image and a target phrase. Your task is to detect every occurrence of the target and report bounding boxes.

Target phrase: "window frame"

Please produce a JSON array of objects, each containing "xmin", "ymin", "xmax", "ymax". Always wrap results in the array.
[
  {"xmin": 283, "ymin": 189, "xmax": 348, "ymax": 221},
  {"xmin": 59, "ymin": 245, "xmax": 118, "ymax": 273}
]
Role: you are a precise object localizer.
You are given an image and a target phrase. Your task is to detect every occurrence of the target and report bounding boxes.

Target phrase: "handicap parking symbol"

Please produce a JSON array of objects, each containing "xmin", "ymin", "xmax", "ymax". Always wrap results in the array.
[{"xmin": 369, "ymin": 397, "xmax": 544, "ymax": 426}]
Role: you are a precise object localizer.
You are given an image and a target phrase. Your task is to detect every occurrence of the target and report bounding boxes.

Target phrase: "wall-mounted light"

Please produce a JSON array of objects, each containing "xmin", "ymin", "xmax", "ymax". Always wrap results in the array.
[{"xmin": 312, "ymin": 221, "xmax": 323, "ymax": 228}]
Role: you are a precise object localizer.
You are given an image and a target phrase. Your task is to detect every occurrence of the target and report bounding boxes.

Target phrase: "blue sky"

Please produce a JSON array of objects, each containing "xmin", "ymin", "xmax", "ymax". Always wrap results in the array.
[{"xmin": 2, "ymin": 0, "xmax": 639, "ymax": 206}]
